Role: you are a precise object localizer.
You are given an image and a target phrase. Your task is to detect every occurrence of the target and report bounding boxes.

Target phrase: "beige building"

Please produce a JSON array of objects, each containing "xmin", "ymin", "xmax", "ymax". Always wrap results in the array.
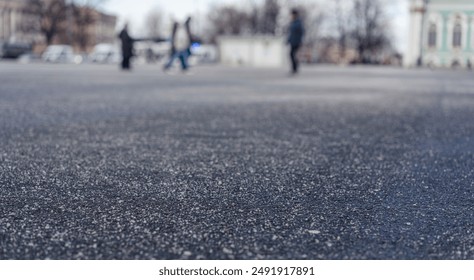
[
  {"xmin": 93, "ymin": 10, "xmax": 117, "ymax": 47},
  {"xmin": 0, "ymin": 0, "xmax": 37, "ymax": 43},
  {"xmin": 0, "ymin": 0, "xmax": 116, "ymax": 52}
]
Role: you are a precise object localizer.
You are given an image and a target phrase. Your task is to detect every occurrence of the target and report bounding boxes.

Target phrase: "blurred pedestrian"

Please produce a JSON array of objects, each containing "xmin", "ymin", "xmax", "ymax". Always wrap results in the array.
[
  {"xmin": 119, "ymin": 24, "xmax": 134, "ymax": 70},
  {"xmin": 287, "ymin": 9, "xmax": 305, "ymax": 75},
  {"xmin": 164, "ymin": 17, "xmax": 194, "ymax": 72}
]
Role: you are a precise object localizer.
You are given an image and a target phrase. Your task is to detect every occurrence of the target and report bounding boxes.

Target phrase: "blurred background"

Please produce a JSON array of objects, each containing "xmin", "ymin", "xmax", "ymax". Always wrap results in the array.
[{"xmin": 0, "ymin": 0, "xmax": 471, "ymax": 69}]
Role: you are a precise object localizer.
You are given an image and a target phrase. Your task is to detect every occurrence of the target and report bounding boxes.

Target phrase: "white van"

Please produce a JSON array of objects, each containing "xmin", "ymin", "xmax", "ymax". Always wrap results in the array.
[
  {"xmin": 42, "ymin": 45, "xmax": 75, "ymax": 63},
  {"xmin": 89, "ymin": 44, "xmax": 121, "ymax": 64}
]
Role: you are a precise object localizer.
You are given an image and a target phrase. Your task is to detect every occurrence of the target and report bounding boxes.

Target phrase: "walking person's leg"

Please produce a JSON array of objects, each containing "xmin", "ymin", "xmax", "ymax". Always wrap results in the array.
[
  {"xmin": 121, "ymin": 57, "xmax": 127, "ymax": 69},
  {"xmin": 290, "ymin": 46, "xmax": 300, "ymax": 74},
  {"xmin": 164, "ymin": 52, "xmax": 177, "ymax": 70},
  {"xmin": 290, "ymin": 46, "xmax": 299, "ymax": 74},
  {"xmin": 179, "ymin": 50, "xmax": 189, "ymax": 71},
  {"xmin": 122, "ymin": 55, "xmax": 130, "ymax": 70}
]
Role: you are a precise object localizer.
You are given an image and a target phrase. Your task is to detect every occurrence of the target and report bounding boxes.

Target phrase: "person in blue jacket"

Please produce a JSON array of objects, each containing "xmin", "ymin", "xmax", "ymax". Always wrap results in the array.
[{"xmin": 287, "ymin": 9, "xmax": 305, "ymax": 75}]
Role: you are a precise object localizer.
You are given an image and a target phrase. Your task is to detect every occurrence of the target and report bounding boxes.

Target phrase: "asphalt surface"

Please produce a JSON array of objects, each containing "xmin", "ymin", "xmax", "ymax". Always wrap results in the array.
[{"xmin": 0, "ymin": 62, "xmax": 473, "ymax": 260}]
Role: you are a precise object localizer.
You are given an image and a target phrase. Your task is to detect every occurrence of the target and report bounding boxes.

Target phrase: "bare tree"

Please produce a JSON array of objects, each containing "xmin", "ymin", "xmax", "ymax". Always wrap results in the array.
[
  {"xmin": 144, "ymin": 9, "xmax": 164, "ymax": 38},
  {"xmin": 247, "ymin": 2, "xmax": 260, "ymax": 35},
  {"xmin": 71, "ymin": 5, "xmax": 94, "ymax": 50},
  {"xmin": 25, "ymin": 0, "xmax": 67, "ymax": 45},
  {"xmin": 260, "ymin": 0, "xmax": 280, "ymax": 35},
  {"xmin": 334, "ymin": 0, "xmax": 351, "ymax": 63},
  {"xmin": 24, "ymin": 0, "xmax": 106, "ymax": 49},
  {"xmin": 207, "ymin": 0, "xmax": 282, "ymax": 40},
  {"xmin": 70, "ymin": 0, "xmax": 106, "ymax": 51},
  {"xmin": 207, "ymin": 5, "xmax": 251, "ymax": 42},
  {"xmin": 350, "ymin": 0, "xmax": 391, "ymax": 63}
]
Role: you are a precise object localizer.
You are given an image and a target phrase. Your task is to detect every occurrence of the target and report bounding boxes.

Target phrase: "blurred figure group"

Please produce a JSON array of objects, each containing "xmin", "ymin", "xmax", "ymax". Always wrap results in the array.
[
  {"xmin": 118, "ymin": 23, "xmax": 167, "ymax": 71},
  {"xmin": 119, "ymin": 9, "xmax": 305, "ymax": 75},
  {"xmin": 118, "ymin": 17, "xmax": 198, "ymax": 73}
]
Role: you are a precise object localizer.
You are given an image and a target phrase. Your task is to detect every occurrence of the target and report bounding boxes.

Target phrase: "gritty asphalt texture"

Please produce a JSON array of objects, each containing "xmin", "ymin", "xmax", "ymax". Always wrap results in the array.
[{"xmin": 0, "ymin": 62, "xmax": 473, "ymax": 260}]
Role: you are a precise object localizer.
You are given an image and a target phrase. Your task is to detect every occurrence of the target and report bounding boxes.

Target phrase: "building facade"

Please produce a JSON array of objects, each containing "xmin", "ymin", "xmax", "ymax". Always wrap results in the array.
[
  {"xmin": 407, "ymin": 0, "xmax": 474, "ymax": 68},
  {"xmin": 0, "ymin": 0, "xmax": 38, "ymax": 44},
  {"xmin": 93, "ymin": 10, "xmax": 117, "ymax": 47},
  {"xmin": 0, "ymin": 0, "xmax": 116, "ymax": 52}
]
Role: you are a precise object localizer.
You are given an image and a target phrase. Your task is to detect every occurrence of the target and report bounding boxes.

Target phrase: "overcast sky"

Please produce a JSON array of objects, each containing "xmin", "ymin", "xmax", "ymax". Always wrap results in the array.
[{"xmin": 102, "ymin": 0, "xmax": 409, "ymax": 53}]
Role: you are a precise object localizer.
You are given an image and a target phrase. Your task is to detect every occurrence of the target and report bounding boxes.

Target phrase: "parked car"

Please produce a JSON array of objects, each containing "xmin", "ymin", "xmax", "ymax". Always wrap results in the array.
[
  {"xmin": 89, "ymin": 44, "xmax": 121, "ymax": 64},
  {"xmin": 17, "ymin": 53, "xmax": 41, "ymax": 64},
  {"xmin": 0, "ymin": 42, "xmax": 32, "ymax": 59},
  {"xmin": 42, "ymin": 45, "xmax": 75, "ymax": 63}
]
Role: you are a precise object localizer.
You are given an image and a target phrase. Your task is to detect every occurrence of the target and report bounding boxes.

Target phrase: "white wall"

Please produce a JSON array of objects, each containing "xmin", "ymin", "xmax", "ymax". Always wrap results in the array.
[{"xmin": 218, "ymin": 36, "xmax": 287, "ymax": 68}]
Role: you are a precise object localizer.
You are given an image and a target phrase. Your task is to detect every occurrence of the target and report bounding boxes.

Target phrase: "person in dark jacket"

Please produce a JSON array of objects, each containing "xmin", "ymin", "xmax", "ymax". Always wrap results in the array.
[
  {"xmin": 287, "ymin": 9, "xmax": 305, "ymax": 75},
  {"xmin": 119, "ymin": 24, "xmax": 134, "ymax": 70}
]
